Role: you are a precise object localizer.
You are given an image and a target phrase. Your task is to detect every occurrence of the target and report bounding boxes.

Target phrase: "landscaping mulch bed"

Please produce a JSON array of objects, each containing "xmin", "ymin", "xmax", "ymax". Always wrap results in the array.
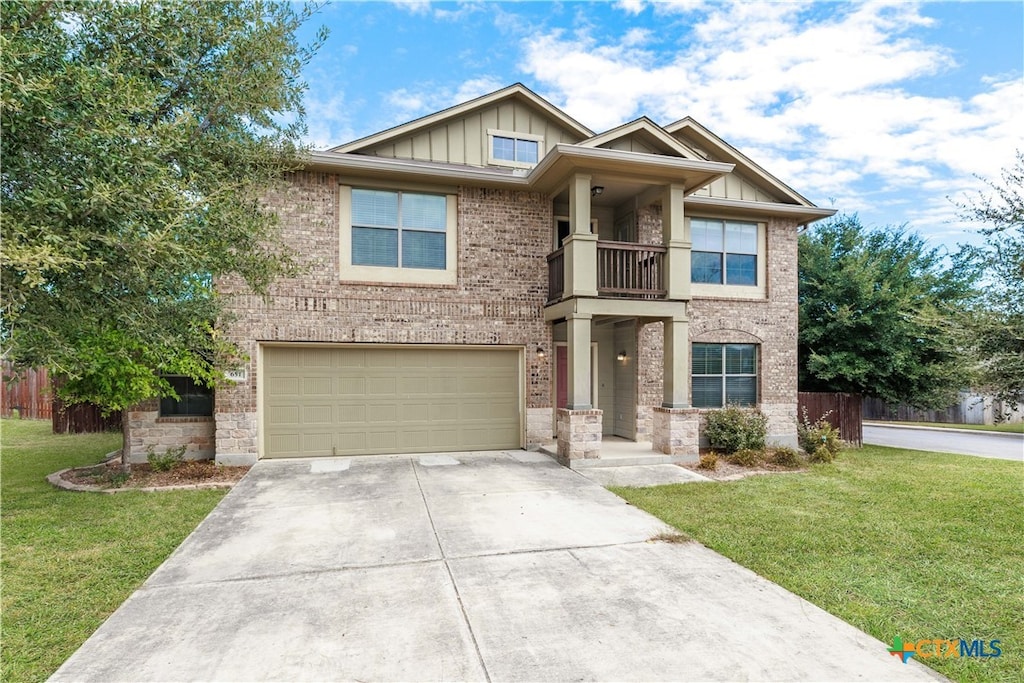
[
  {"xmin": 679, "ymin": 448, "xmax": 809, "ymax": 481},
  {"xmin": 59, "ymin": 458, "xmax": 250, "ymax": 490}
]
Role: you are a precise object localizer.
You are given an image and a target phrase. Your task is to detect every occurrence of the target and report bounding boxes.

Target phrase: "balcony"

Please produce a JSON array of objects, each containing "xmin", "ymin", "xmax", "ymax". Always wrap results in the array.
[{"xmin": 547, "ymin": 240, "xmax": 667, "ymax": 303}]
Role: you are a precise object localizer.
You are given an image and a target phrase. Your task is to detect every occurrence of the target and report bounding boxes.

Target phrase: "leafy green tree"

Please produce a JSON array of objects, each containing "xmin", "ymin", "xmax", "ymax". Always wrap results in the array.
[
  {"xmin": 798, "ymin": 214, "xmax": 978, "ymax": 408},
  {"xmin": 956, "ymin": 151, "xmax": 1024, "ymax": 405},
  {"xmin": 1, "ymin": 1, "xmax": 325, "ymax": 410}
]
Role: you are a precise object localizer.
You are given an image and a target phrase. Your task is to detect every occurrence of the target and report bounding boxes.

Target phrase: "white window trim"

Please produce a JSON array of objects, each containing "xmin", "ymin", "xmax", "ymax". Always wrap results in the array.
[
  {"xmin": 487, "ymin": 128, "xmax": 545, "ymax": 169},
  {"xmin": 339, "ymin": 184, "xmax": 457, "ymax": 286},
  {"xmin": 688, "ymin": 217, "xmax": 768, "ymax": 299}
]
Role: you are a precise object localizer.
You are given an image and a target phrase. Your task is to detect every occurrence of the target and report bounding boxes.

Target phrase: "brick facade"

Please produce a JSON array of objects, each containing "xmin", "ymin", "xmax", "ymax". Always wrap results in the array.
[{"xmin": 211, "ymin": 173, "xmax": 556, "ymax": 462}]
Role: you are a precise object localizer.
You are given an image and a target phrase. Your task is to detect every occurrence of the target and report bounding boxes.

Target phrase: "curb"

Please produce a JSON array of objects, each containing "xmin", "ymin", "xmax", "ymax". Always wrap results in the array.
[
  {"xmin": 863, "ymin": 421, "xmax": 1024, "ymax": 439},
  {"xmin": 47, "ymin": 466, "xmax": 238, "ymax": 494}
]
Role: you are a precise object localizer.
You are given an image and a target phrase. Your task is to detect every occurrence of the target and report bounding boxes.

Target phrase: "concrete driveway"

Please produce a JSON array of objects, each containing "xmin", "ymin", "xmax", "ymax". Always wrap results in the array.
[{"xmin": 52, "ymin": 452, "xmax": 940, "ymax": 682}]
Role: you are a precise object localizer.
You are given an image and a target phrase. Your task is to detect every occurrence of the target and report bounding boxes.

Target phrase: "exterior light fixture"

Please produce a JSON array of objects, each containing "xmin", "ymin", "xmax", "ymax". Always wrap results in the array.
[
  {"xmin": 617, "ymin": 350, "xmax": 627, "ymax": 361},
  {"xmin": 591, "ymin": 186, "xmax": 604, "ymax": 197},
  {"xmin": 537, "ymin": 345, "xmax": 546, "ymax": 358}
]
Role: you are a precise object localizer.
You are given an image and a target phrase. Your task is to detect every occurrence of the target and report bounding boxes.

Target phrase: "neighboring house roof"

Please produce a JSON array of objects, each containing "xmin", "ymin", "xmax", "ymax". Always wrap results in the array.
[
  {"xmin": 333, "ymin": 83, "xmax": 594, "ymax": 154},
  {"xmin": 664, "ymin": 116, "xmax": 817, "ymax": 207}
]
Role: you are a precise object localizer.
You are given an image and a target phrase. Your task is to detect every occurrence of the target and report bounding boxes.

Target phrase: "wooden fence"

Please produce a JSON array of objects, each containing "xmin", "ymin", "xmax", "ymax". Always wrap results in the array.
[
  {"xmin": 0, "ymin": 363, "xmax": 52, "ymax": 419},
  {"xmin": 862, "ymin": 393, "xmax": 1024, "ymax": 425},
  {"xmin": 52, "ymin": 399, "xmax": 122, "ymax": 434},
  {"xmin": 1, "ymin": 363, "xmax": 121, "ymax": 432},
  {"xmin": 798, "ymin": 392, "xmax": 862, "ymax": 446}
]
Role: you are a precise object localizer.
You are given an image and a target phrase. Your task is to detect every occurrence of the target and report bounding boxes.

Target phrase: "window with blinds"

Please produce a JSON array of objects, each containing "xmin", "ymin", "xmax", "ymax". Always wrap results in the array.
[
  {"xmin": 692, "ymin": 343, "xmax": 757, "ymax": 408},
  {"xmin": 691, "ymin": 219, "xmax": 758, "ymax": 286},
  {"xmin": 351, "ymin": 189, "xmax": 447, "ymax": 270}
]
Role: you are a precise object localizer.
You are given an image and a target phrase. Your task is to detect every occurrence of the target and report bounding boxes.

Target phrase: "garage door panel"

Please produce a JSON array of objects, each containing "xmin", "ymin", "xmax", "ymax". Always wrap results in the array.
[{"xmin": 263, "ymin": 347, "xmax": 521, "ymax": 458}]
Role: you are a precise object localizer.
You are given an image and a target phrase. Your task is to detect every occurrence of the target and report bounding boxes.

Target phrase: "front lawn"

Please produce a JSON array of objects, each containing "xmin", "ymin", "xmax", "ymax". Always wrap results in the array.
[
  {"xmin": 0, "ymin": 419, "xmax": 228, "ymax": 682},
  {"xmin": 612, "ymin": 446, "xmax": 1023, "ymax": 683}
]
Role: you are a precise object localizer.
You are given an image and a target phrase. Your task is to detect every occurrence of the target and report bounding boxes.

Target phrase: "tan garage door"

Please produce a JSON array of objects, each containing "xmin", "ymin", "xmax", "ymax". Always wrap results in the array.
[{"xmin": 262, "ymin": 346, "xmax": 521, "ymax": 458}]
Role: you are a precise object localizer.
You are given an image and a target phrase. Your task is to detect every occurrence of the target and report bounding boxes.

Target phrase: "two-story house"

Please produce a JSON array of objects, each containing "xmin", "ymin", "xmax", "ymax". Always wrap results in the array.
[{"xmin": 125, "ymin": 83, "xmax": 834, "ymax": 467}]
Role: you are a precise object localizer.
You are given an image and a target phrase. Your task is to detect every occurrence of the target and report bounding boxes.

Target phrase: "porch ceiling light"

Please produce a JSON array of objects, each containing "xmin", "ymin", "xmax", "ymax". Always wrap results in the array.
[
  {"xmin": 617, "ymin": 350, "xmax": 627, "ymax": 361},
  {"xmin": 591, "ymin": 186, "xmax": 604, "ymax": 197}
]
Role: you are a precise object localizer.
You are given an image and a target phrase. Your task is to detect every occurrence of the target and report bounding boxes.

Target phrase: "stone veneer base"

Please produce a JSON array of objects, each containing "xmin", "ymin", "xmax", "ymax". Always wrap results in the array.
[
  {"xmin": 555, "ymin": 408, "xmax": 603, "ymax": 466},
  {"xmin": 652, "ymin": 406, "xmax": 700, "ymax": 457}
]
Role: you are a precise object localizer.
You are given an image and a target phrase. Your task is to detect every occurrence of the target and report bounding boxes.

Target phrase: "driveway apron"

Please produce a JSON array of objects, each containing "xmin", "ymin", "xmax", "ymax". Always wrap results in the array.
[{"xmin": 51, "ymin": 451, "xmax": 941, "ymax": 682}]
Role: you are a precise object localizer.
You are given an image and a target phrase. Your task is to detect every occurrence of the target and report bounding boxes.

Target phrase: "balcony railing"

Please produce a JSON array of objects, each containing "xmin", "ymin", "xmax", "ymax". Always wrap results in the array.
[
  {"xmin": 547, "ymin": 247, "xmax": 565, "ymax": 302},
  {"xmin": 546, "ymin": 241, "xmax": 667, "ymax": 303},
  {"xmin": 597, "ymin": 240, "xmax": 666, "ymax": 299}
]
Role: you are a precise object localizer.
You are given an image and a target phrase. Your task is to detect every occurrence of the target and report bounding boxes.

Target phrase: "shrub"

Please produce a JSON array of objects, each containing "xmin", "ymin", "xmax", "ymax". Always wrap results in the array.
[
  {"xmin": 797, "ymin": 407, "xmax": 843, "ymax": 461},
  {"xmin": 770, "ymin": 446, "xmax": 803, "ymax": 468},
  {"xmin": 704, "ymin": 406, "xmax": 768, "ymax": 453},
  {"xmin": 727, "ymin": 448, "xmax": 764, "ymax": 468},
  {"xmin": 697, "ymin": 451, "xmax": 719, "ymax": 470},
  {"xmin": 147, "ymin": 445, "xmax": 186, "ymax": 472}
]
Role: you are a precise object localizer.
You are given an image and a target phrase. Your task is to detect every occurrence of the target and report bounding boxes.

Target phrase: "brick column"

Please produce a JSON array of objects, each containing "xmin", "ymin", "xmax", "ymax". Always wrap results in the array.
[
  {"xmin": 556, "ymin": 407, "xmax": 602, "ymax": 466},
  {"xmin": 653, "ymin": 406, "xmax": 700, "ymax": 460}
]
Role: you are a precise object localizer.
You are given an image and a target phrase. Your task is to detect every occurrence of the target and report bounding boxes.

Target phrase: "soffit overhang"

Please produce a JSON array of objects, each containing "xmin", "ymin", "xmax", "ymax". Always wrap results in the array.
[
  {"xmin": 529, "ymin": 144, "xmax": 734, "ymax": 196},
  {"xmin": 304, "ymin": 146, "xmax": 734, "ymax": 195},
  {"xmin": 684, "ymin": 195, "xmax": 837, "ymax": 226}
]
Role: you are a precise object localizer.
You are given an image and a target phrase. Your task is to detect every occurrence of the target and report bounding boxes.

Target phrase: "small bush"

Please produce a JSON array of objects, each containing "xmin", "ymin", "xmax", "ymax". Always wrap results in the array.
[
  {"xmin": 797, "ymin": 408, "xmax": 843, "ymax": 461},
  {"xmin": 728, "ymin": 448, "xmax": 764, "ymax": 468},
  {"xmin": 106, "ymin": 471, "xmax": 130, "ymax": 488},
  {"xmin": 147, "ymin": 445, "xmax": 186, "ymax": 472},
  {"xmin": 770, "ymin": 446, "xmax": 803, "ymax": 468},
  {"xmin": 704, "ymin": 406, "xmax": 768, "ymax": 453},
  {"xmin": 697, "ymin": 451, "xmax": 719, "ymax": 470}
]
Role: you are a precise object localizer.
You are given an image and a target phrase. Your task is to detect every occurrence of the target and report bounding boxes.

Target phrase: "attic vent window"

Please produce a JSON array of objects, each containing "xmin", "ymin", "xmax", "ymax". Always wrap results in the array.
[{"xmin": 487, "ymin": 129, "xmax": 543, "ymax": 168}]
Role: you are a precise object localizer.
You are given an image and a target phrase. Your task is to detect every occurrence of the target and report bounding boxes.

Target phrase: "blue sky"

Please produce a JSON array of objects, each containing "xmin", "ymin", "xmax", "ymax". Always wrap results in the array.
[{"xmin": 295, "ymin": 1, "xmax": 1023, "ymax": 250}]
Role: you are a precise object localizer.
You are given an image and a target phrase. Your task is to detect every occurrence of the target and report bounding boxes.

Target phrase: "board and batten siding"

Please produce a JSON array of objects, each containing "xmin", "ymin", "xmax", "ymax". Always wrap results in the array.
[
  {"xmin": 361, "ymin": 100, "xmax": 584, "ymax": 166},
  {"xmin": 691, "ymin": 172, "xmax": 779, "ymax": 203}
]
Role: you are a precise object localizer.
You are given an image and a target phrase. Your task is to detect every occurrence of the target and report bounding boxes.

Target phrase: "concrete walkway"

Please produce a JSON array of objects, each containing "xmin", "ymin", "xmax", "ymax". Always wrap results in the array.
[{"xmin": 52, "ymin": 451, "xmax": 940, "ymax": 682}]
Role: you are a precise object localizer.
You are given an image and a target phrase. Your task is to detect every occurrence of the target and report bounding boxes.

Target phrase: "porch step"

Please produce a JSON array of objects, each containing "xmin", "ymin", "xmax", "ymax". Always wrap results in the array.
[{"xmin": 538, "ymin": 445, "xmax": 698, "ymax": 469}]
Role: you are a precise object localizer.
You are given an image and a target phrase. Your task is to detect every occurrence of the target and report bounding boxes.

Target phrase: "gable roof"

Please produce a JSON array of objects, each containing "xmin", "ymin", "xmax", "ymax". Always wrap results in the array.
[
  {"xmin": 579, "ymin": 117, "xmax": 702, "ymax": 159},
  {"xmin": 333, "ymin": 83, "xmax": 594, "ymax": 154},
  {"xmin": 663, "ymin": 116, "xmax": 814, "ymax": 206}
]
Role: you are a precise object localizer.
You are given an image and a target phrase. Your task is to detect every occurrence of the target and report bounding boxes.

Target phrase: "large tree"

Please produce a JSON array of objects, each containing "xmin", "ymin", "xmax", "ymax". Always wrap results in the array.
[
  {"xmin": 798, "ymin": 214, "xmax": 978, "ymax": 408},
  {"xmin": 956, "ymin": 151, "xmax": 1024, "ymax": 405},
  {"xmin": 1, "ymin": 1, "xmax": 325, "ymax": 410}
]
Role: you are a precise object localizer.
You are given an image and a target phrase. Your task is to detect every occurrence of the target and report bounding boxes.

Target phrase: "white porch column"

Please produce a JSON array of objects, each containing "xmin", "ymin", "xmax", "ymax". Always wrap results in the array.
[
  {"xmin": 566, "ymin": 313, "xmax": 593, "ymax": 409},
  {"xmin": 663, "ymin": 183, "xmax": 690, "ymax": 300},
  {"xmin": 564, "ymin": 173, "xmax": 598, "ymax": 297},
  {"xmin": 663, "ymin": 315, "xmax": 690, "ymax": 408}
]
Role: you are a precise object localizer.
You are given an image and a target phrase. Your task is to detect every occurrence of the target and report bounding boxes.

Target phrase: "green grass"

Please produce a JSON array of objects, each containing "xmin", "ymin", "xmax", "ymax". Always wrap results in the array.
[
  {"xmin": 1, "ymin": 419, "xmax": 228, "ymax": 682},
  {"xmin": 868, "ymin": 420, "xmax": 1024, "ymax": 434},
  {"xmin": 612, "ymin": 446, "xmax": 1023, "ymax": 682}
]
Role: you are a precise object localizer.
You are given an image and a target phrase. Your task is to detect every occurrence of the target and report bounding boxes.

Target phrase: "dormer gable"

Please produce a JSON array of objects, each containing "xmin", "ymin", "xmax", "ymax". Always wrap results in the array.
[
  {"xmin": 333, "ymin": 83, "xmax": 593, "ymax": 170},
  {"xmin": 664, "ymin": 116, "xmax": 814, "ymax": 206},
  {"xmin": 580, "ymin": 118, "xmax": 702, "ymax": 160}
]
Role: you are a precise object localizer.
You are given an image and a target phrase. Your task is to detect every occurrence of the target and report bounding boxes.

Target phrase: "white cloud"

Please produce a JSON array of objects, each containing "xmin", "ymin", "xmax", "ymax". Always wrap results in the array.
[
  {"xmin": 379, "ymin": 76, "xmax": 507, "ymax": 128},
  {"xmin": 304, "ymin": 92, "xmax": 356, "ymax": 149},
  {"xmin": 517, "ymin": 1, "xmax": 1023, "ymax": 236}
]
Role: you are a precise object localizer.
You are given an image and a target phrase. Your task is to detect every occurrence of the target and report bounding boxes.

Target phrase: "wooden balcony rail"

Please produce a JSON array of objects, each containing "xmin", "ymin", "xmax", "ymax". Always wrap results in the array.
[
  {"xmin": 547, "ymin": 247, "xmax": 564, "ymax": 303},
  {"xmin": 596, "ymin": 240, "xmax": 666, "ymax": 299}
]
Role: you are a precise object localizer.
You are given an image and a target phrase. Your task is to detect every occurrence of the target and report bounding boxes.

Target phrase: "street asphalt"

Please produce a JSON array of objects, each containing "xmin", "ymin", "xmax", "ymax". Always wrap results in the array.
[
  {"xmin": 51, "ymin": 451, "xmax": 942, "ymax": 682},
  {"xmin": 863, "ymin": 423, "xmax": 1023, "ymax": 461}
]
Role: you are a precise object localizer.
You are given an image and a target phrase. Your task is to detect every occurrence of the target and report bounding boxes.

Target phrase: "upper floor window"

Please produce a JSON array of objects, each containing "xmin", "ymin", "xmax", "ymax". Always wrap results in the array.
[
  {"xmin": 692, "ymin": 343, "xmax": 757, "ymax": 408},
  {"xmin": 352, "ymin": 189, "xmax": 446, "ymax": 270},
  {"xmin": 339, "ymin": 184, "xmax": 458, "ymax": 286},
  {"xmin": 691, "ymin": 219, "xmax": 758, "ymax": 286},
  {"xmin": 487, "ymin": 129, "xmax": 543, "ymax": 168},
  {"xmin": 160, "ymin": 376, "xmax": 213, "ymax": 417}
]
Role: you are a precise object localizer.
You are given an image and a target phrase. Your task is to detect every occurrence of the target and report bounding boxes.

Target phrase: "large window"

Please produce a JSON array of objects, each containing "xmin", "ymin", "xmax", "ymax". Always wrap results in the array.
[
  {"xmin": 692, "ymin": 344, "xmax": 757, "ymax": 408},
  {"xmin": 691, "ymin": 219, "xmax": 758, "ymax": 286},
  {"xmin": 160, "ymin": 376, "xmax": 213, "ymax": 417},
  {"xmin": 351, "ymin": 189, "xmax": 446, "ymax": 270}
]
